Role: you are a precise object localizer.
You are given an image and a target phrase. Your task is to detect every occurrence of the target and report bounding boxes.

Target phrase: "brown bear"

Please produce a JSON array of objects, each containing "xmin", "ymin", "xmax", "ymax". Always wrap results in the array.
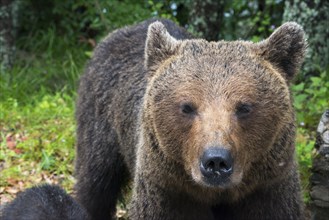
[{"xmin": 74, "ymin": 18, "xmax": 306, "ymax": 220}]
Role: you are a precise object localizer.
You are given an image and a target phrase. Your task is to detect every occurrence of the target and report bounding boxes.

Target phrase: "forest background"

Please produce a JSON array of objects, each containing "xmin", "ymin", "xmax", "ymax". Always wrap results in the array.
[{"xmin": 0, "ymin": 0, "xmax": 328, "ymax": 211}]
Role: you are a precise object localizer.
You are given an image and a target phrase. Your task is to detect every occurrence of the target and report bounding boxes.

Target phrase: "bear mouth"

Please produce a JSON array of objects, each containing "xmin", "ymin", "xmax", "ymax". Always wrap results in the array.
[{"xmin": 200, "ymin": 162, "xmax": 234, "ymax": 188}]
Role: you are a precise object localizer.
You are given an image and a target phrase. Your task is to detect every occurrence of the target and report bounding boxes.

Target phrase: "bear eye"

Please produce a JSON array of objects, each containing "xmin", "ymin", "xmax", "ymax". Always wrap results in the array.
[
  {"xmin": 181, "ymin": 103, "xmax": 196, "ymax": 115},
  {"xmin": 236, "ymin": 103, "xmax": 253, "ymax": 118}
]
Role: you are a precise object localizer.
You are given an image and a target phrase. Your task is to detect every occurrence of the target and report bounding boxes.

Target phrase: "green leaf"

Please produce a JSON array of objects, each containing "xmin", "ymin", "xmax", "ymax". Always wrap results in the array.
[
  {"xmin": 292, "ymin": 83, "xmax": 304, "ymax": 92},
  {"xmin": 85, "ymin": 51, "xmax": 93, "ymax": 58},
  {"xmin": 310, "ymin": 77, "xmax": 321, "ymax": 86}
]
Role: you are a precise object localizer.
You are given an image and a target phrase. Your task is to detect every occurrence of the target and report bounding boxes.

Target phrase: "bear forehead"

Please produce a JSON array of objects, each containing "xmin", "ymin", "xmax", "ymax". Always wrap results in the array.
[
  {"xmin": 167, "ymin": 42, "xmax": 268, "ymax": 83},
  {"xmin": 181, "ymin": 40, "xmax": 253, "ymax": 59},
  {"xmin": 154, "ymin": 44, "xmax": 286, "ymax": 104},
  {"xmin": 151, "ymin": 39, "xmax": 289, "ymax": 104},
  {"xmin": 175, "ymin": 40, "xmax": 265, "ymax": 77}
]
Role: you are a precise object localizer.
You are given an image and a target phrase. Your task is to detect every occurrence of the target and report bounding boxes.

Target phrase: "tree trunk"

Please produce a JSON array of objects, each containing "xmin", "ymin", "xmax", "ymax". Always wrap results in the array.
[
  {"xmin": 0, "ymin": 0, "xmax": 17, "ymax": 72},
  {"xmin": 186, "ymin": 0, "xmax": 226, "ymax": 41},
  {"xmin": 283, "ymin": 0, "xmax": 329, "ymax": 76},
  {"xmin": 310, "ymin": 110, "xmax": 329, "ymax": 220}
]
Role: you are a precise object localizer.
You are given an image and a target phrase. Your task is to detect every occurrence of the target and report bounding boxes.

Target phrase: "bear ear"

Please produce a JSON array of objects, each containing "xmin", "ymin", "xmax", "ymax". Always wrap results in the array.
[
  {"xmin": 145, "ymin": 21, "xmax": 180, "ymax": 75},
  {"xmin": 255, "ymin": 22, "xmax": 307, "ymax": 81}
]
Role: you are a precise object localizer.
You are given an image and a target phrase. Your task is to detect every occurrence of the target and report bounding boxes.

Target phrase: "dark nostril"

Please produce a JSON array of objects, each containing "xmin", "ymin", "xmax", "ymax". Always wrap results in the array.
[
  {"xmin": 219, "ymin": 161, "xmax": 229, "ymax": 171},
  {"xmin": 206, "ymin": 161, "xmax": 215, "ymax": 172},
  {"xmin": 201, "ymin": 148, "xmax": 233, "ymax": 177},
  {"xmin": 205, "ymin": 160, "xmax": 229, "ymax": 173}
]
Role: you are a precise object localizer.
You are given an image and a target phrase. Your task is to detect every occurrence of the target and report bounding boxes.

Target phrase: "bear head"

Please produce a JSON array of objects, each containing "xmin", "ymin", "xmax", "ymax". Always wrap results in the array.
[{"xmin": 142, "ymin": 21, "xmax": 306, "ymax": 190}]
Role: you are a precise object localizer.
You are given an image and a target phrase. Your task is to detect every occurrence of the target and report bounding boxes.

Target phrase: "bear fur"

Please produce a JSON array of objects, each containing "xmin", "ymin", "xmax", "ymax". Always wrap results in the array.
[
  {"xmin": 0, "ymin": 184, "xmax": 89, "ymax": 220},
  {"xmin": 74, "ymin": 18, "xmax": 306, "ymax": 220}
]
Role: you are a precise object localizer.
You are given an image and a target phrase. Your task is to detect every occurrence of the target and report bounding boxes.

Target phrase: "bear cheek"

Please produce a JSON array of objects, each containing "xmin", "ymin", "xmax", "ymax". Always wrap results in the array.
[
  {"xmin": 234, "ymin": 111, "xmax": 283, "ymax": 167},
  {"xmin": 153, "ymin": 102, "xmax": 203, "ymax": 182},
  {"xmin": 181, "ymin": 122, "xmax": 205, "ymax": 183},
  {"xmin": 153, "ymin": 106, "xmax": 194, "ymax": 163},
  {"xmin": 229, "ymin": 132, "xmax": 254, "ymax": 181}
]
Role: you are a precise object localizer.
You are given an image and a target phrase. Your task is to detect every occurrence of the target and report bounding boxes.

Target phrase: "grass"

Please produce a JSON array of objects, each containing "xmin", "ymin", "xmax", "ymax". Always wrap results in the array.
[
  {"xmin": 0, "ymin": 94, "xmax": 78, "ymax": 201},
  {"xmin": 0, "ymin": 28, "xmax": 90, "ymax": 201},
  {"xmin": 0, "ymin": 93, "xmax": 76, "ymax": 186}
]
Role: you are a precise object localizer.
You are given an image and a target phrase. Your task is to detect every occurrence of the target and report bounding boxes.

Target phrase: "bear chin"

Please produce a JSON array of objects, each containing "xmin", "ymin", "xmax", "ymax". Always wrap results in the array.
[{"xmin": 191, "ymin": 166, "xmax": 243, "ymax": 189}]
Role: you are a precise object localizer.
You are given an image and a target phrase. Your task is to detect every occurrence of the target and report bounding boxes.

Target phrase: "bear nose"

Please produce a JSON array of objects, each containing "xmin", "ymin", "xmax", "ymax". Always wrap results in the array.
[{"xmin": 200, "ymin": 148, "xmax": 233, "ymax": 186}]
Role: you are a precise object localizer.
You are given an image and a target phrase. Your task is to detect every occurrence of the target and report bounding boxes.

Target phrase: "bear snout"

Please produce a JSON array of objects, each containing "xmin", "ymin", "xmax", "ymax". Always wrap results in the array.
[{"xmin": 200, "ymin": 147, "xmax": 233, "ymax": 187}]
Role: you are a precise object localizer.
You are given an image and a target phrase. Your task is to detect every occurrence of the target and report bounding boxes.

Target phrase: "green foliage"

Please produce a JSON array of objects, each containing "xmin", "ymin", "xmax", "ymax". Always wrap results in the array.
[
  {"xmin": 0, "ymin": 27, "xmax": 88, "ymax": 103},
  {"xmin": 182, "ymin": 0, "xmax": 284, "ymax": 41},
  {"xmin": 295, "ymin": 129, "xmax": 314, "ymax": 203},
  {"xmin": 224, "ymin": 0, "xmax": 284, "ymax": 41},
  {"xmin": 292, "ymin": 70, "xmax": 329, "ymax": 131},
  {"xmin": 291, "ymin": 69, "xmax": 329, "ymax": 203},
  {"xmin": 15, "ymin": 0, "xmax": 286, "ymax": 43},
  {"xmin": 16, "ymin": 0, "xmax": 176, "ymax": 44}
]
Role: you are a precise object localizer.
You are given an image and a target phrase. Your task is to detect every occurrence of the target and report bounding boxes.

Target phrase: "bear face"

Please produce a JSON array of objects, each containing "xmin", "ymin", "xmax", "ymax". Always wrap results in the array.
[{"xmin": 143, "ymin": 22, "xmax": 306, "ymax": 190}]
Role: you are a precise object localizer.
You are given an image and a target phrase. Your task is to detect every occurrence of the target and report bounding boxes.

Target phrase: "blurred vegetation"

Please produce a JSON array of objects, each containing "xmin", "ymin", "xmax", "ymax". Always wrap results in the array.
[
  {"xmin": 283, "ymin": 0, "xmax": 329, "ymax": 77},
  {"xmin": 0, "ymin": 0, "xmax": 328, "ymax": 206}
]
